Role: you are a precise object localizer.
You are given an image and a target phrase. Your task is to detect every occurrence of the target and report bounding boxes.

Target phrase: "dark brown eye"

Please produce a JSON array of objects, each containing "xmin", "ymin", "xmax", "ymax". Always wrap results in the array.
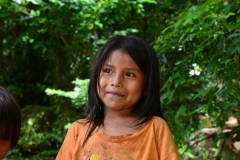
[
  {"xmin": 126, "ymin": 72, "xmax": 134, "ymax": 77},
  {"xmin": 103, "ymin": 69, "xmax": 111, "ymax": 73}
]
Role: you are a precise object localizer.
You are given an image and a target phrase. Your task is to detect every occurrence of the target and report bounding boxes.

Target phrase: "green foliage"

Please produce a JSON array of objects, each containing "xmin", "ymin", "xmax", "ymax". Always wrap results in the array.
[
  {"xmin": 3, "ymin": 0, "xmax": 235, "ymax": 159},
  {"xmin": 5, "ymin": 79, "xmax": 89, "ymax": 159},
  {"xmin": 155, "ymin": 0, "xmax": 240, "ymax": 159},
  {"xmin": 2, "ymin": 0, "xmax": 177, "ymax": 158},
  {"xmin": 46, "ymin": 78, "xmax": 89, "ymax": 109}
]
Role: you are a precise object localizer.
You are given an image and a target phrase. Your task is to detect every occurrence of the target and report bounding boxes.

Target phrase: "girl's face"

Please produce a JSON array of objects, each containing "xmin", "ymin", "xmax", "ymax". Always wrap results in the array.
[
  {"xmin": 98, "ymin": 49, "xmax": 145, "ymax": 113},
  {"xmin": 0, "ymin": 139, "xmax": 11, "ymax": 159}
]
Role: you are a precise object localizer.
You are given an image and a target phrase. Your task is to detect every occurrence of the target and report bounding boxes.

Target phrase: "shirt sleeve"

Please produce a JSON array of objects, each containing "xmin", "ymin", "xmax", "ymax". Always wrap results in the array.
[
  {"xmin": 156, "ymin": 118, "xmax": 181, "ymax": 160},
  {"xmin": 55, "ymin": 123, "xmax": 78, "ymax": 160},
  {"xmin": 55, "ymin": 146, "xmax": 72, "ymax": 160},
  {"xmin": 161, "ymin": 151, "xmax": 180, "ymax": 160}
]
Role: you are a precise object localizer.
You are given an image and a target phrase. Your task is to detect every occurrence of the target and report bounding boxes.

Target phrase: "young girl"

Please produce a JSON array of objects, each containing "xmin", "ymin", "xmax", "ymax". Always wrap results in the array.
[
  {"xmin": 0, "ymin": 86, "xmax": 21, "ymax": 160},
  {"xmin": 56, "ymin": 35, "xmax": 180, "ymax": 160}
]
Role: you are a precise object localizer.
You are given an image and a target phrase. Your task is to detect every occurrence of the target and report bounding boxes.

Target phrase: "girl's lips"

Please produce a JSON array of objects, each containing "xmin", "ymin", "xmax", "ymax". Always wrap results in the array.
[{"xmin": 106, "ymin": 91, "xmax": 125, "ymax": 97}]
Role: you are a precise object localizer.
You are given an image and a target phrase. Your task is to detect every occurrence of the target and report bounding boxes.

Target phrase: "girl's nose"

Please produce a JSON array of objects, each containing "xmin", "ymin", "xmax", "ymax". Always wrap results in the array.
[
  {"xmin": 110, "ymin": 83, "xmax": 121, "ymax": 87},
  {"xmin": 110, "ymin": 74, "xmax": 122, "ymax": 87}
]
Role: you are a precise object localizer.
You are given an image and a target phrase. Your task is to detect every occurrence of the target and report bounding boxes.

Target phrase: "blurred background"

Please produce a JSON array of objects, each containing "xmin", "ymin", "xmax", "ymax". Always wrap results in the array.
[{"xmin": 0, "ymin": 0, "xmax": 239, "ymax": 159}]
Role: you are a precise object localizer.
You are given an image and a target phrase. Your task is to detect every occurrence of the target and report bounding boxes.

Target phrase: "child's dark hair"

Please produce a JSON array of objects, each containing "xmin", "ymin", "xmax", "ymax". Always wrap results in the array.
[
  {"xmin": 83, "ymin": 35, "xmax": 163, "ymax": 145},
  {"xmin": 0, "ymin": 85, "xmax": 21, "ymax": 148}
]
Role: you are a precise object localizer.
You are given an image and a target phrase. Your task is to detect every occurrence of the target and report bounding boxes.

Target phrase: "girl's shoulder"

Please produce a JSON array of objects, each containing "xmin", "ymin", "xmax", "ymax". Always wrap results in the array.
[
  {"xmin": 67, "ymin": 119, "xmax": 92, "ymax": 134},
  {"xmin": 151, "ymin": 116, "xmax": 166, "ymax": 124},
  {"xmin": 75, "ymin": 118, "xmax": 90, "ymax": 124},
  {"xmin": 151, "ymin": 116, "xmax": 170, "ymax": 129}
]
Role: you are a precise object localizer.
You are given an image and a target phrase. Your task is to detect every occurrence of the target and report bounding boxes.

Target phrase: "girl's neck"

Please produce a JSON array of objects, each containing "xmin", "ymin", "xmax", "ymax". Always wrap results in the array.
[
  {"xmin": 99, "ymin": 109, "xmax": 143, "ymax": 136},
  {"xmin": 104, "ymin": 107, "xmax": 137, "ymax": 124}
]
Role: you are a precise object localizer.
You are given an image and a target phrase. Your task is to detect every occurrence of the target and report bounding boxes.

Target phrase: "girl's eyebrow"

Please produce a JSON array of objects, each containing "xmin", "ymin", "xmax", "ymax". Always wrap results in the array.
[
  {"xmin": 125, "ymin": 68, "xmax": 141, "ymax": 72},
  {"xmin": 103, "ymin": 63, "xmax": 141, "ymax": 72},
  {"xmin": 103, "ymin": 63, "xmax": 112, "ymax": 67}
]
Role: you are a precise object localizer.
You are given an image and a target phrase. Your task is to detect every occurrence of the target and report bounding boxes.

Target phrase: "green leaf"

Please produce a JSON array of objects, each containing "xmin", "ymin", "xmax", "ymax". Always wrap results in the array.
[
  {"xmin": 175, "ymin": 105, "xmax": 186, "ymax": 118},
  {"xmin": 221, "ymin": 4, "xmax": 231, "ymax": 14},
  {"xmin": 193, "ymin": 88, "xmax": 211, "ymax": 100},
  {"xmin": 191, "ymin": 104, "xmax": 208, "ymax": 114}
]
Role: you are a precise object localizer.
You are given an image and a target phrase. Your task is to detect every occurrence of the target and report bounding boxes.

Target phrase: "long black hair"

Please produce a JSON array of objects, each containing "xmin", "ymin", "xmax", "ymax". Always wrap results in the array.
[
  {"xmin": 82, "ymin": 35, "xmax": 163, "ymax": 145},
  {"xmin": 0, "ymin": 85, "xmax": 21, "ymax": 148}
]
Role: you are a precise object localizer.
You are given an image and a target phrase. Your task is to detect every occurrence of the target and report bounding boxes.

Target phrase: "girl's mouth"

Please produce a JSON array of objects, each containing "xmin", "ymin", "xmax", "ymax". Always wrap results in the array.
[{"xmin": 106, "ymin": 91, "xmax": 124, "ymax": 97}]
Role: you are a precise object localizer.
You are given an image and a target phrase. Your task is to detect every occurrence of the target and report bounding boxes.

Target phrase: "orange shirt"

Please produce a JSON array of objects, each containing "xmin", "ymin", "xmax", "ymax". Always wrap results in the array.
[{"xmin": 56, "ymin": 116, "xmax": 180, "ymax": 160}]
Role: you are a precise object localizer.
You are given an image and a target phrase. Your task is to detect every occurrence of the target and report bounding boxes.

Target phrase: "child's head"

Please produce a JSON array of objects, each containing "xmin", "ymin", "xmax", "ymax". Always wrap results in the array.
[
  {"xmin": 0, "ymin": 86, "xmax": 21, "ymax": 159},
  {"xmin": 87, "ymin": 35, "xmax": 163, "ymax": 119}
]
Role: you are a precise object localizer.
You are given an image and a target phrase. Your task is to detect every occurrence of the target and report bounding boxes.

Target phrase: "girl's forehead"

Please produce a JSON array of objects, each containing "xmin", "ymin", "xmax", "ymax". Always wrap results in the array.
[
  {"xmin": 105, "ymin": 50, "xmax": 133, "ymax": 62},
  {"xmin": 104, "ymin": 51, "xmax": 133, "ymax": 64}
]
